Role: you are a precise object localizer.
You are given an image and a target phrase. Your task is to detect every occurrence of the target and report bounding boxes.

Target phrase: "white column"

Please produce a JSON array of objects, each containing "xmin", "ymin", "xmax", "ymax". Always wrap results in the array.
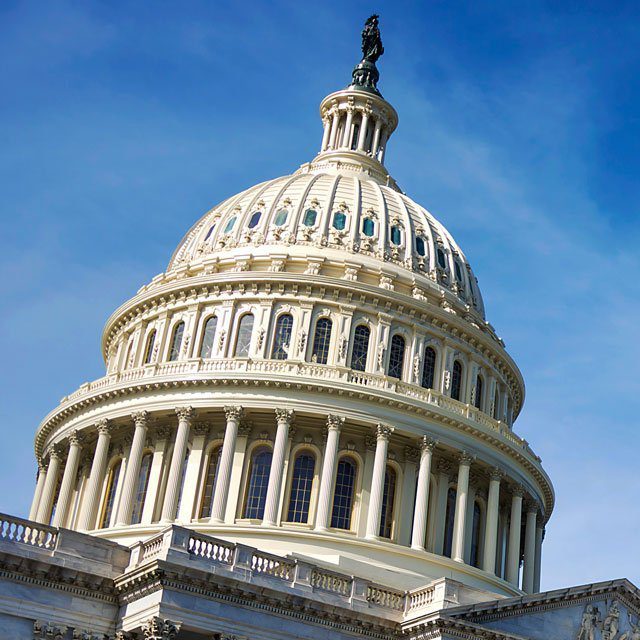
[
  {"xmin": 464, "ymin": 480, "xmax": 479, "ymax": 564},
  {"xmin": 378, "ymin": 129, "xmax": 388, "ymax": 163},
  {"xmin": 115, "ymin": 411, "xmax": 148, "ymax": 526},
  {"xmin": 365, "ymin": 424, "xmax": 393, "ymax": 540},
  {"xmin": 210, "ymin": 406, "xmax": 243, "ymax": 523},
  {"xmin": 29, "ymin": 460, "xmax": 48, "ymax": 521},
  {"xmin": 161, "ymin": 407, "xmax": 194, "ymax": 522},
  {"xmin": 357, "ymin": 111, "xmax": 370, "ymax": 151},
  {"xmin": 451, "ymin": 453, "xmax": 474, "ymax": 562},
  {"xmin": 328, "ymin": 110, "xmax": 340, "ymax": 149},
  {"xmin": 506, "ymin": 487, "xmax": 524, "ymax": 587},
  {"xmin": 371, "ymin": 118, "xmax": 383, "ymax": 156},
  {"xmin": 52, "ymin": 432, "xmax": 82, "ymax": 527},
  {"xmin": 341, "ymin": 108, "xmax": 354, "ymax": 148},
  {"xmin": 398, "ymin": 446, "xmax": 419, "ymax": 547},
  {"xmin": 534, "ymin": 525, "xmax": 544, "ymax": 592},
  {"xmin": 433, "ymin": 460, "xmax": 451, "ymax": 555},
  {"xmin": 321, "ymin": 117, "xmax": 331, "ymax": 151},
  {"xmin": 482, "ymin": 468, "xmax": 503, "ymax": 574},
  {"xmin": 36, "ymin": 447, "xmax": 62, "ymax": 524},
  {"xmin": 314, "ymin": 415, "xmax": 344, "ymax": 531},
  {"xmin": 411, "ymin": 437, "xmax": 436, "ymax": 550},
  {"xmin": 263, "ymin": 409, "xmax": 294, "ymax": 527},
  {"xmin": 522, "ymin": 504, "xmax": 538, "ymax": 593},
  {"xmin": 77, "ymin": 420, "xmax": 113, "ymax": 531},
  {"xmin": 224, "ymin": 422, "xmax": 252, "ymax": 523},
  {"xmin": 177, "ymin": 422, "xmax": 210, "ymax": 522}
]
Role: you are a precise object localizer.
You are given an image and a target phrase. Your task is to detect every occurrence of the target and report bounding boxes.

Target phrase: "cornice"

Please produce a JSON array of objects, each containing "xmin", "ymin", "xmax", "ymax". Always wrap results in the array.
[{"xmin": 99, "ymin": 272, "xmax": 524, "ymax": 413}]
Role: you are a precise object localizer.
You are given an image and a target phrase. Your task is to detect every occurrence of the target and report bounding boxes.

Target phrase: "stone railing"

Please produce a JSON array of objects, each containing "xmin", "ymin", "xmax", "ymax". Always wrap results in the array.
[
  {"xmin": 126, "ymin": 525, "xmax": 442, "ymax": 619},
  {"xmin": 0, "ymin": 513, "xmax": 58, "ymax": 550},
  {"xmin": 56, "ymin": 359, "xmax": 534, "ymax": 458}
]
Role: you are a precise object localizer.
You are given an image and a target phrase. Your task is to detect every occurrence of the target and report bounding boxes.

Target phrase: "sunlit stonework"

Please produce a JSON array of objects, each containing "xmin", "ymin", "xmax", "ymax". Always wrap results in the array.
[{"xmin": 1, "ymin": 16, "xmax": 637, "ymax": 640}]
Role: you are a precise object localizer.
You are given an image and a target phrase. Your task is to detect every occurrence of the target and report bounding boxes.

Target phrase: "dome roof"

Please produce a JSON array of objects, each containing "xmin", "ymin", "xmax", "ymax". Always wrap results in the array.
[{"xmin": 169, "ymin": 168, "xmax": 486, "ymax": 318}]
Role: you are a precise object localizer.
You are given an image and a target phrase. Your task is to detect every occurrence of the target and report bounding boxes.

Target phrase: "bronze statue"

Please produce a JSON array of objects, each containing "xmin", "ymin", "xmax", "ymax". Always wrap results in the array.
[
  {"xmin": 361, "ymin": 15, "xmax": 384, "ymax": 63},
  {"xmin": 350, "ymin": 15, "xmax": 385, "ymax": 95}
]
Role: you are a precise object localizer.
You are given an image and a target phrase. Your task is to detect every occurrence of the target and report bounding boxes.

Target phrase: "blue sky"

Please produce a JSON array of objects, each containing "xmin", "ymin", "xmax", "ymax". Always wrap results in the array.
[{"xmin": 1, "ymin": 0, "xmax": 639, "ymax": 590}]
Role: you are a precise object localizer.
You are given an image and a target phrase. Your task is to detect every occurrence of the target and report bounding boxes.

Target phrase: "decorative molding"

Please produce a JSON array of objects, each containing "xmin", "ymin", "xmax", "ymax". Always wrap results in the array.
[
  {"xmin": 142, "ymin": 617, "xmax": 181, "ymax": 640},
  {"xmin": 132, "ymin": 410, "xmax": 149, "ymax": 428},
  {"xmin": 175, "ymin": 406, "xmax": 194, "ymax": 421},
  {"xmin": 326, "ymin": 414, "xmax": 345, "ymax": 432},
  {"xmin": 224, "ymin": 406, "xmax": 244, "ymax": 422}
]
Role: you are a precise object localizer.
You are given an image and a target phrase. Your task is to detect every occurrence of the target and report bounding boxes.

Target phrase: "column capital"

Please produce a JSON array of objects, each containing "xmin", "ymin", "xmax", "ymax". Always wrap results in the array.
[
  {"xmin": 142, "ymin": 617, "xmax": 181, "ymax": 640},
  {"xmin": 96, "ymin": 418, "xmax": 112, "ymax": 436},
  {"xmin": 512, "ymin": 484, "xmax": 526, "ymax": 498},
  {"xmin": 48, "ymin": 444, "xmax": 62, "ymax": 461},
  {"xmin": 37, "ymin": 457, "xmax": 48, "ymax": 473},
  {"xmin": 275, "ymin": 408, "xmax": 295, "ymax": 424},
  {"xmin": 132, "ymin": 410, "xmax": 149, "ymax": 428},
  {"xmin": 420, "ymin": 435, "xmax": 438, "ymax": 452},
  {"xmin": 375, "ymin": 423, "xmax": 394, "ymax": 440},
  {"xmin": 224, "ymin": 405, "xmax": 244, "ymax": 421},
  {"xmin": 436, "ymin": 459, "xmax": 452, "ymax": 475},
  {"xmin": 68, "ymin": 430, "xmax": 83, "ymax": 447},
  {"xmin": 525, "ymin": 499, "xmax": 539, "ymax": 515},
  {"xmin": 326, "ymin": 414, "xmax": 345, "ymax": 432},
  {"xmin": 488, "ymin": 466, "xmax": 505, "ymax": 481},
  {"xmin": 175, "ymin": 406, "xmax": 194, "ymax": 421},
  {"xmin": 458, "ymin": 451, "xmax": 475, "ymax": 466}
]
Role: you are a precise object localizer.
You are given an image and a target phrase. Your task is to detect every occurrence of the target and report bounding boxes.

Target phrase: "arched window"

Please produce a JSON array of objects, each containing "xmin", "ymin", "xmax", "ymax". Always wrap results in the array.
[
  {"xmin": 351, "ymin": 123, "xmax": 360, "ymax": 150},
  {"xmin": 470, "ymin": 500, "xmax": 483, "ymax": 567},
  {"xmin": 451, "ymin": 360, "xmax": 463, "ymax": 401},
  {"xmin": 286, "ymin": 451, "xmax": 315, "ymax": 523},
  {"xmin": 131, "ymin": 453, "xmax": 153, "ymax": 524},
  {"xmin": 243, "ymin": 448, "xmax": 272, "ymax": 519},
  {"xmin": 169, "ymin": 322, "xmax": 185, "ymax": 361},
  {"xmin": 379, "ymin": 466, "xmax": 397, "ymax": 539},
  {"xmin": 234, "ymin": 313, "xmax": 254, "ymax": 357},
  {"xmin": 350, "ymin": 325, "xmax": 370, "ymax": 372},
  {"xmin": 271, "ymin": 314, "xmax": 293, "ymax": 360},
  {"xmin": 124, "ymin": 340, "xmax": 134, "ymax": 369},
  {"xmin": 443, "ymin": 486, "xmax": 457, "ymax": 558},
  {"xmin": 199, "ymin": 446, "xmax": 222, "ymax": 518},
  {"xmin": 199, "ymin": 316, "xmax": 218, "ymax": 358},
  {"xmin": 311, "ymin": 317, "xmax": 332, "ymax": 364},
  {"xmin": 474, "ymin": 375, "xmax": 484, "ymax": 410},
  {"xmin": 143, "ymin": 330, "xmax": 156, "ymax": 364},
  {"xmin": 331, "ymin": 457, "xmax": 357, "ymax": 530},
  {"xmin": 99, "ymin": 460, "xmax": 122, "ymax": 529},
  {"xmin": 387, "ymin": 334, "xmax": 405, "ymax": 379},
  {"xmin": 248, "ymin": 211, "xmax": 262, "ymax": 229},
  {"xmin": 422, "ymin": 346, "xmax": 436, "ymax": 389}
]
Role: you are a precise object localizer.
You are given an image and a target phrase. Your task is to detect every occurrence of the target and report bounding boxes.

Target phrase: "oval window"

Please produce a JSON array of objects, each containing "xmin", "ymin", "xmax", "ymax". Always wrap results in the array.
[
  {"xmin": 274, "ymin": 208, "xmax": 288, "ymax": 226},
  {"xmin": 224, "ymin": 216, "xmax": 237, "ymax": 234},
  {"xmin": 204, "ymin": 224, "xmax": 216, "ymax": 241},
  {"xmin": 362, "ymin": 218, "xmax": 375, "ymax": 237},
  {"xmin": 248, "ymin": 211, "xmax": 262, "ymax": 229},
  {"xmin": 416, "ymin": 236, "xmax": 426, "ymax": 256},
  {"xmin": 437, "ymin": 247, "xmax": 447, "ymax": 269},
  {"xmin": 333, "ymin": 211, "xmax": 347, "ymax": 231},
  {"xmin": 390, "ymin": 226, "xmax": 402, "ymax": 246},
  {"xmin": 303, "ymin": 208, "xmax": 318, "ymax": 227}
]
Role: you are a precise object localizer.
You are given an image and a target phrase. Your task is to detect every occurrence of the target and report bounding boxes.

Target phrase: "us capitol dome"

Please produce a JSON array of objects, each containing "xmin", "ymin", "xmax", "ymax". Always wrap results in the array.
[
  {"xmin": 21, "ymin": 17, "xmax": 640, "ymax": 640},
  {"xmin": 29, "ymin": 16, "xmax": 550, "ymax": 600}
]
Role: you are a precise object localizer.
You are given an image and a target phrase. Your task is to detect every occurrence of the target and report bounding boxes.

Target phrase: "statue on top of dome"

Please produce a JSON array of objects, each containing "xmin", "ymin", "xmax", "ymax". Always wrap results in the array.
[
  {"xmin": 361, "ymin": 15, "xmax": 384, "ymax": 63},
  {"xmin": 350, "ymin": 15, "xmax": 385, "ymax": 95}
]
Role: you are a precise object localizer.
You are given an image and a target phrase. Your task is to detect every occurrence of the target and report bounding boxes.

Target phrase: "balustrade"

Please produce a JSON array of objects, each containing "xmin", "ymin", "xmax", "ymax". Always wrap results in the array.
[{"xmin": 0, "ymin": 513, "xmax": 58, "ymax": 549}]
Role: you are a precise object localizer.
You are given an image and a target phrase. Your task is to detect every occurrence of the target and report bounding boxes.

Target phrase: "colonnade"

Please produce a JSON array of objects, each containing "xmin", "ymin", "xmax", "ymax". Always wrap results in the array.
[{"xmin": 30, "ymin": 406, "xmax": 544, "ymax": 593}]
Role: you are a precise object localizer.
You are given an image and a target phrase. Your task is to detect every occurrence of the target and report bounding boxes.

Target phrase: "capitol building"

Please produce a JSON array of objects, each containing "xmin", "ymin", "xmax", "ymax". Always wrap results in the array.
[{"xmin": 2, "ymin": 16, "xmax": 638, "ymax": 640}]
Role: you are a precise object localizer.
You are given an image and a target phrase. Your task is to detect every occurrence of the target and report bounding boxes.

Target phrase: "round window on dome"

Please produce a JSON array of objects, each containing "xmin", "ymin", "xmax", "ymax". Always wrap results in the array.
[
  {"xmin": 390, "ymin": 225, "xmax": 402, "ymax": 246},
  {"xmin": 224, "ymin": 216, "xmax": 237, "ymax": 234},
  {"xmin": 248, "ymin": 211, "xmax": 262, "ymax": 229},
  {"xmin": 362, "ymin": 218, "xmax": 375, "ymax": 237},
  {"xmin": 274, "ymin": 208, "xmax": 289, "ymax": 226},
  {"xmin": 415, "ymin": 236, "xmax": 426, "ymax": 256},
  {"xmin": 332, "ymin": 211, "xmax": 347, "ymax": 231},
  {"xmin": 437, "ymin": 247, "xmax": 447, "ymax": 269},
  {"xmin": 303, "ymin": 208, "xmax": 318, "ymax": 227}
]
